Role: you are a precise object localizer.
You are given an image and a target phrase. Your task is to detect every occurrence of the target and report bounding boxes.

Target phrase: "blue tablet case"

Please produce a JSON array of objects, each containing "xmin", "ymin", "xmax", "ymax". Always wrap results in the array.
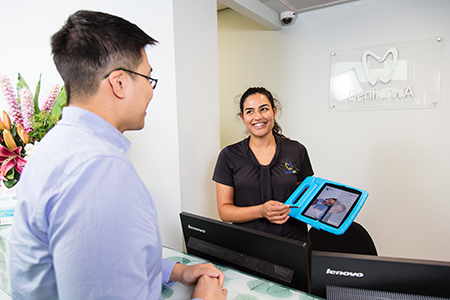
[{"xmin": 284, "ymin": 176, "xmax": 368, "ymax": 235}]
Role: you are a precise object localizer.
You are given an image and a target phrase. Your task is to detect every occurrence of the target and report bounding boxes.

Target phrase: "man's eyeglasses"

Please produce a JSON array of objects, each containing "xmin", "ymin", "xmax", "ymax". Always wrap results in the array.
[{"xmin": 102, "ymin": 68, "xmax": 158, "ymax": 89}]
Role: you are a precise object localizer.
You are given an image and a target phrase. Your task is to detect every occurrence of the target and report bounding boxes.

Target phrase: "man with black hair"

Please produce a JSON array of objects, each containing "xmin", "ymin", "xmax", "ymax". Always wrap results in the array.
[{"xmin": 10, "ymin": 10, "xmax": 227, "ymax": 300}]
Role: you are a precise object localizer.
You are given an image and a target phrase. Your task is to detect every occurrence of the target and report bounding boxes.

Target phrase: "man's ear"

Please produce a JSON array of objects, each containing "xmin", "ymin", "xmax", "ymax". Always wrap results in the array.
[{"xmin": 107, "ymin": 71, "xmax": 127, "ymax": 99}]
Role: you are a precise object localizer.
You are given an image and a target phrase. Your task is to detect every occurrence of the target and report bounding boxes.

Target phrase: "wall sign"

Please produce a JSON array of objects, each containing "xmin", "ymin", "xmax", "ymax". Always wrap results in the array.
[{"xmin": 329, "ymin": 37, "xmax": 444, "ymax": 111}]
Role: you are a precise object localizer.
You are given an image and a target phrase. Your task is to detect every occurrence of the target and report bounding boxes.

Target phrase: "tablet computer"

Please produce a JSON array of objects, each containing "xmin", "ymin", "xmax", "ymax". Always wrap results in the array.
[{"xmin": 284, "ymin": 176, "xmax": 368, "ymax": 235}]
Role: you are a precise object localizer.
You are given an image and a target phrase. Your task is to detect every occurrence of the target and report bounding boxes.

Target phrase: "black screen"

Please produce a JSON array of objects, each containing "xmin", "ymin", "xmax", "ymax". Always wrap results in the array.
[{"xmin": 180, "ymin": 212, "xmax": 311, "ymax": 292}]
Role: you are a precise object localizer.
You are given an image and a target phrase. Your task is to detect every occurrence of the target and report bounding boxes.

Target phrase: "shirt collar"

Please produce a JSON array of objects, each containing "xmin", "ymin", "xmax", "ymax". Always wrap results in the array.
[
  {"xmin": 59, "ymin": 107, "xmax": 131, "ymax": 153},
  {"xmin": 244, "ymin": 135, "xmax": 281, "ymax": 167}
]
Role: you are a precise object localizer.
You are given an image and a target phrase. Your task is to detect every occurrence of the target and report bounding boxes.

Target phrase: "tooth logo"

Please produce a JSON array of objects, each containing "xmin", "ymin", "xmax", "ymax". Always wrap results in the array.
[
  {"xmin": 284, "ymin": 162, "xmax": 297, "ymax": 174},
  {"xmin": 362, "ymin": 47, "xmax": 398, "ymax": 86},
  {"xmin": 285, "ymin": 162, "xmax": 293, "ymax": 171}
]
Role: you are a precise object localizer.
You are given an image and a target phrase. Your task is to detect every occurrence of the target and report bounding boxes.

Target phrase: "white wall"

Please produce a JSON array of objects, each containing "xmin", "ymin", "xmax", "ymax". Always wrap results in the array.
[
  {"xmin": 172, "ymin": 1, "xmax": 221, "ymax": 221},
  {"xmin": 0, "ymin": 0, "xmax": 220, "ymax": 251},
  {"xmin": 218, "ymin": 0, "xmax": 450, "ymax": 261},
  {"xmin": 127, "ymin": 0, "xmax": 221, "ymax": 250}
]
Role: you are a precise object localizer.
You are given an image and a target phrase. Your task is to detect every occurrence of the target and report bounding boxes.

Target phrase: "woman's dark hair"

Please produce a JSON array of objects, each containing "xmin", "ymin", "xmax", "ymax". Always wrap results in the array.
[
  {"xmin": 239, "ymin": 87, "xmax": 288, "ymax": 139},
  {"xmin": 51, "ymin": 10, "xmax": 158, "ymax": 104}
]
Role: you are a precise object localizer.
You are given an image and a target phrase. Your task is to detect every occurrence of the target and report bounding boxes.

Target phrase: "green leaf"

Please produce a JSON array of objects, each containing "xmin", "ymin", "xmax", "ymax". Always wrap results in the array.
[
  {"xmin": 16, "ymin": 73, "xmax": 30, "ymax": 103},
  {"xmin": 3, "ymin": 180, "xmax": 17, "ymax": 189},
  {"xmin": 3, "ymin": 169, "xmax": 19, "ymax": 188},
  {"xmin": 6, "ymin": 168, "xmax": 15, "ymax": 180},
  {"xmin": 49, "ymin": 86, "xmax": 66, "ymax": 119},
  {"xmin": 33, "ymin": 73, "xmax": 42, "ymax": 113},
  {"xmin": 215, "ymin": 265, "xmax": 229, "ymax": 273},
  {"xmin": 17, "ymin": 73, "xmax": 30, "ymax": 93},
  {"xmin": 266, "ymin": 284, "xmax": 292, "ymax": 298},
  {"xmin": 247, "ymin": 279, "xmax": 270, "ymax": 293},
  {"xmin": 164, "ymin": 256, "xmax": 191, "ymax": 265},
  {"xmin": 161, "ymin": 286, "xmax": 174, "ymax": 299},
  {"xmin": 233, "ymin": 295, "xmax": 258, "ymax": 300}
]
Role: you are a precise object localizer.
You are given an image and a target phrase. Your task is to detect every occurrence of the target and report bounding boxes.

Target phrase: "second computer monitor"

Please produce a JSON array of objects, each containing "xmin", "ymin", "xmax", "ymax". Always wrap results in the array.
[{"xmin": 311, "ymin": 250, "xmax": 450, "ymax": 298}]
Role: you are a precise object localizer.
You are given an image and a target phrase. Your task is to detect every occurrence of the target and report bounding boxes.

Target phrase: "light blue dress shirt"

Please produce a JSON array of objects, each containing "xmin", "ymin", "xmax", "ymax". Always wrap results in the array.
[{"xmin": 10, "ymin": 107, "xmax": 177, "ymax": 299}]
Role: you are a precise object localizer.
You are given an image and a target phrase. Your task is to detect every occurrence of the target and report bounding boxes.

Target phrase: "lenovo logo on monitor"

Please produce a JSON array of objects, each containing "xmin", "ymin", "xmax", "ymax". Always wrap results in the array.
[
  {"xmin": 188, "ymin": 224, "xmax": 206, "ymax": 234},
  {"xmin": 326, "ymin": 268, "xmax": 364, "ymax": 278}
]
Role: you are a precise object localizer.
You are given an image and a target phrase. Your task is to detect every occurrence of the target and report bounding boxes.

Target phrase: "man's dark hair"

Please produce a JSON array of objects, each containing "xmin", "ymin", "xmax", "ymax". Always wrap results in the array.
[{"xmin": 51, "ymin": 10, "xmax": 157, "ymax": 103}]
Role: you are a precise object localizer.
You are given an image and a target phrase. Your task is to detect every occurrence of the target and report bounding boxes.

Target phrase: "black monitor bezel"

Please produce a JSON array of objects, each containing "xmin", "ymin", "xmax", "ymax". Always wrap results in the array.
[
  {"xmin": 179, "ymin": 211, "xmax": 311, "ymax": 293},
  {"xmin": 310, "ymin": 250, "xmax": 450, "ymax": 298}
]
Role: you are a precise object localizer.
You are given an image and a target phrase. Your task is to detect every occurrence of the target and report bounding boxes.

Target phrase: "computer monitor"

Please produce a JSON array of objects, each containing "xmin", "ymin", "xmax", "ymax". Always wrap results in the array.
[
  {"xmin": 311, "ymin": 250, "xmax": 450, "ymax": 299},
  {"xmin": 179, "ymin": 211, "xmax": 311, "ymax": 292}
]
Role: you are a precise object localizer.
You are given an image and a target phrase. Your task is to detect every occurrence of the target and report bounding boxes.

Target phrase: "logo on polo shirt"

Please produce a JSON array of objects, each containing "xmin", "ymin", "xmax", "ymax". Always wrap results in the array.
[{"xmin": 284, "ymin": 162, "xmax": 297, "ymax": 174}]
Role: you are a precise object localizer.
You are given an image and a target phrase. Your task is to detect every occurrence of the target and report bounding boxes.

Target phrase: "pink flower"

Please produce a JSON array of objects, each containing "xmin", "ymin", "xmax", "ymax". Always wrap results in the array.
[
  {"xmin": 42, "ymin": 84, "xmax": 60, "ymax": 114},
  {"xmin": 20, "ymin": 88, "xmax": 34, "ymax": 133},
  {"xmin": 0, "ymin": 145, "xmax": 26, "ymax": 180},
  {"xmin": 0, "ymin": 76, "xmax": 23, "ymax": 126}
]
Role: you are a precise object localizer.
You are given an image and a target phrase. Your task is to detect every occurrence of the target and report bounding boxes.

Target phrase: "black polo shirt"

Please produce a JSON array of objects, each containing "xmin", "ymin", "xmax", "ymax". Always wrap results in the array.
[{"xmin": 213, "ymin": 135, "xmax": 314, "ymax": 241}]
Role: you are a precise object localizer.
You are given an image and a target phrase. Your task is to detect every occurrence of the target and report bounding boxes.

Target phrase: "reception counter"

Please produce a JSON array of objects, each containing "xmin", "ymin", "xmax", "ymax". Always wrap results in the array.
[
  {"xmin": 0, "ymin": 225, "xmax": 323, "ymax": 299},
  {"xmin": 162, "ymin": 246, "xmax": 323, "ymax": 299}
]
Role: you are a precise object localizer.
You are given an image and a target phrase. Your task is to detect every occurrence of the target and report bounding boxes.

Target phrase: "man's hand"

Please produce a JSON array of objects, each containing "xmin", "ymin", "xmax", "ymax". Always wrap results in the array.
[
  {"xmin": 170, "ymin": 262, "xmax": 225, "ymax": 286},
  {"xmin": 191, "ymin": 275, "xmax": 227, "ymax": 300},
  {"xmin": 170, "ymin": 263, "xmax": 227, "ymax": 300}
]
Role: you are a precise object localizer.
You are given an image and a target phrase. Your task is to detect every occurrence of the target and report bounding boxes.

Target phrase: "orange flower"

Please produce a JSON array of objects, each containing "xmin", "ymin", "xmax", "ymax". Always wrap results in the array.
[
  {"xmin": 1, "ymin": 111, "xmax": 11, "ymax": 130},
  {"xmin": 3, "ymin": 130, "xmax": 17, "ymax": 150},
  {"xmin": 17, "ymin": 124, "xmax": 29, "ymax": 144}
]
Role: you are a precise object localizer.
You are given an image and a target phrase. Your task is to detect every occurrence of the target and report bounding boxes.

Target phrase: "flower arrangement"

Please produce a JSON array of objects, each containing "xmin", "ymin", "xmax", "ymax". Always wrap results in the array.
[{"xmin": 0, "ymin": 74, "xmax": 66, "ymax": 188}]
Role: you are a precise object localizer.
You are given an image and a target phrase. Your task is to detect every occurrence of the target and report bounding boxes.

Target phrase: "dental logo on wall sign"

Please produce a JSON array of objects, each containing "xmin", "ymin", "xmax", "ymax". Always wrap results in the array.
[
  {"xmin": 362, "ymin": 47, "xmax": 398, "ymax": 85},
  {"xmin": 349, "ymin": 46, "xmax": 414, "ymax": 103},
  {"xmin": 329, "ymin": 37, "xmax": 443, "ymax": 110}
]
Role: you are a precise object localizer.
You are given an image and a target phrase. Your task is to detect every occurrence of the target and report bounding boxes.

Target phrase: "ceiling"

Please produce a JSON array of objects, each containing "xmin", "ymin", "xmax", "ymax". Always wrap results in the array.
[
  {"xmin": 260, "ymin": 0, "xmax": 358, "ymax": 13},
  {"xmin": 218, "ymin": 0, "xmax": 357, "ymax": 13},
  {"xmin": 217, "ymin": 0, "xmax": 358, "ymax": 30}
]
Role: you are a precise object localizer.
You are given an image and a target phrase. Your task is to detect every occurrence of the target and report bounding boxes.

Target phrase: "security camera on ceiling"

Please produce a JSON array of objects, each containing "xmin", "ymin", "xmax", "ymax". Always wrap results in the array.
[{"xmin": 280, "ymin": 10, "xmax": 296, "ymax": 26}]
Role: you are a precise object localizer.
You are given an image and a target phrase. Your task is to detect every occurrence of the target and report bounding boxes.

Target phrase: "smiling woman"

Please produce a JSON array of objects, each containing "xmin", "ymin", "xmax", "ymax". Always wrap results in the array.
[
  {"xmin": 212, "ymin": 87, "xmax": 315, "ymax": 243},
  {"xmin": 240, "ymin": 93, "xmax": 276, "ymax": 142}
]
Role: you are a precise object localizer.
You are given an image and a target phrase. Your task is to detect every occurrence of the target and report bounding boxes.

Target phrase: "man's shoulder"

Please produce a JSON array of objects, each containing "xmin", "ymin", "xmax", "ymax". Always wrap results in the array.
[{"xmin": 28, "ymin": 125, "xmax": 128, "ymax": 174}]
